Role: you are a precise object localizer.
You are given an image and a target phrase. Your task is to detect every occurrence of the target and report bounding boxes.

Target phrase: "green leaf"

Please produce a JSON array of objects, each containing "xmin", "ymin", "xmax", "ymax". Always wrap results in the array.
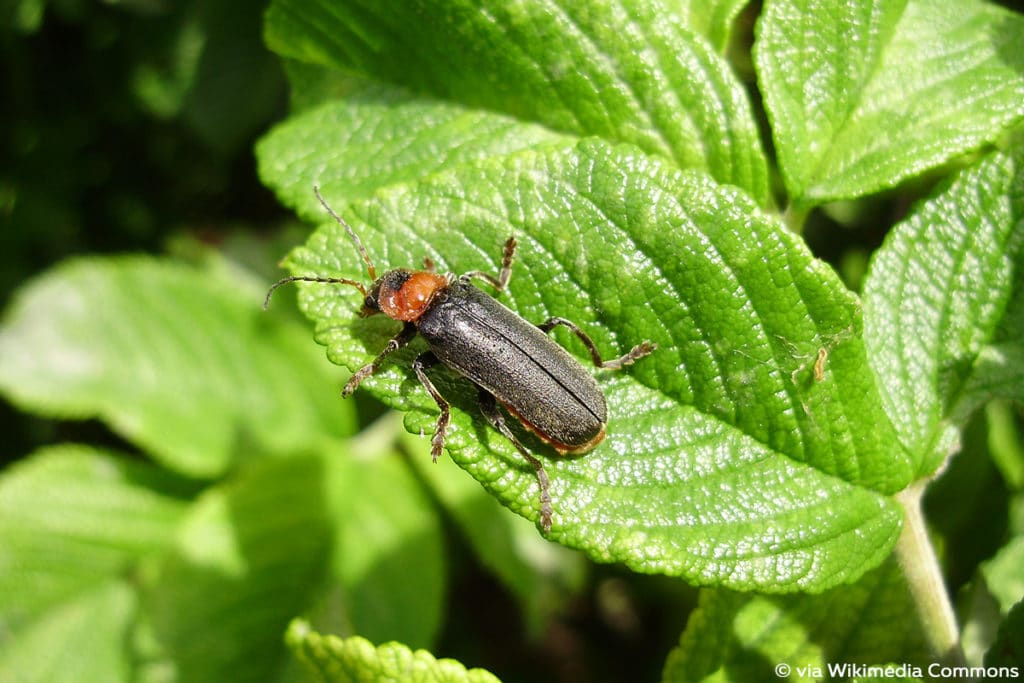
[
  {"xmin": 661, "ymin": 557, "xmax": 932, "ymax": 682},
  {"xmin": 264, "ymin": 0, "xmax": 771, "ymax": 206},
  {"xmin": 271, "ymin": 138, "xmax": 907, "ymax": 592},
  {"xmin": 671, "ymin": 0, "xmax": 752, "ymax": 53},
  {"xmin": 143, "ymin": 455, "xmax": 331, "ymax": 683},
  {"xmin": 321, "ymin": 445, "xmax": 446, "ymax": 649},
  {"xmin": 256, "ymin": 92, "xmax": 571, "ymax": 214},
  {"xmin": 143, "ymin": 450, "xmax": 445, "ymax": 682},
  {"xmin": 0, "ymin": 444, "xmax": 190, "ymax": 626},
  {"xmin": 984, "ymin": 400, "xmax": 1024, "ymax": 490},
  {"xmin": 984, "ymin": 598, "xmax": 1024, "ymax": 671},
  {"xmin": 286, "ymin": 621, "xmax": 502, "ymax": 683},
  {"xmin": 863, "ymin": 144, "xmax": 1024, "ymax": 474},
  {"xmin": 980, "ymin": 535, "xmax": 1024, "ymax": 616},
  {"xmin": 400, "ymin": 426, "xmax": 586, "ymax": 636},
  {"xmin": 756, "ymin": 0, "xmax": 1024, "ymax": 205},
  {"xmin": 0, "ymin": 580, "xmax": 136, "ymax": 683},
  {"xmin": 0, "ymin": 256, "xmax": 354, "ymax": 478}
]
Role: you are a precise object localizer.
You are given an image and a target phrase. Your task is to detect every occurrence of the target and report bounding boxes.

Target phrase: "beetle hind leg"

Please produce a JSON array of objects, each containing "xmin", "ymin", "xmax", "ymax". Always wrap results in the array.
[
  {"xmin": 412, "ymin": 352, "xmax": 450, "ymax": 463},
  {"xmin": 478, "ymin": 390, "xmax": 553, "ymax": 534},
  {"xmin": 538, "ymin": 317, "xmax": 656, "ymax": 370}
]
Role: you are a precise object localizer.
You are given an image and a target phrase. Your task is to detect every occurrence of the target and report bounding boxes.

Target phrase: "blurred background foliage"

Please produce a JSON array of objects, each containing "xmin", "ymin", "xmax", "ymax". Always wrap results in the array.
[
  {"xmin": 2, "ymin": 1, "xmax": 1023, "ymax": 681},
  {"xmin": 1, "ymin": 0, "xmax": 292, "ymax": 464}
]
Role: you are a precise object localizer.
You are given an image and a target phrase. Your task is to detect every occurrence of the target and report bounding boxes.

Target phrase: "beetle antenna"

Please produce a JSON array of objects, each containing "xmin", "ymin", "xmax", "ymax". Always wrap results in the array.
[
  {"xmin": 313, "ymin": 186, "xmax": 377, "ymax": 280},
  {"xmin": 263, "ymin": 275, "xmax": 368, "ymax": 310}
]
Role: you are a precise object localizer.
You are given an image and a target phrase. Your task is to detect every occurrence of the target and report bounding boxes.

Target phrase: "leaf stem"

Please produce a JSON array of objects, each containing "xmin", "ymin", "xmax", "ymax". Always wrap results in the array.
[{"xmin": 895, "ymin": 483, "xmax": 965, "ymax": 665}]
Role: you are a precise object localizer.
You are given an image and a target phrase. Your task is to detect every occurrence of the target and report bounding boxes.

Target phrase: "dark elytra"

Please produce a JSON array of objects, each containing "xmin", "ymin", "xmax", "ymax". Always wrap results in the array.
[{"xmin": 265, "ymin": 188, "xmax": 656, "ymax": 533}]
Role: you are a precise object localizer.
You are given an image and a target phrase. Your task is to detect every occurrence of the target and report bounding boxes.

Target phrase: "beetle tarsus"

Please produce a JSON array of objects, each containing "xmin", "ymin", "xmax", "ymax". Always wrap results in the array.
[
  {"xmin": 615, "ymin": 341, "xmax": 658, "ymax": 368},
  {"xmin": 413, "ymin": 352, "xmax": 450, "ymax": 463},
  {"xmin": 478, "ymin": 390, "xmax": 553, "ymax": 534},
  {"xmin": 461, "ymin": 236, "xmax": 517, "ymax": 292},
  {"xmin": 538, "ymin": 317, "xmax": 657, "ymax": 370}
]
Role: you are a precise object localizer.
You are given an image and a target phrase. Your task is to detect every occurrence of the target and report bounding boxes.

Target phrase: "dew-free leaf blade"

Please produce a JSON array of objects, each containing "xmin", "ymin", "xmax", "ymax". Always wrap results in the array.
[
  {"xmin": 286, "ymin": 621, "xmax": 502, "ymax": 683},
  {"xmin": 279, "ymin": 139, "xmax": 907, "ymax": 591},
  {"xmin": 0, "ymin": 580, "xmax": 136, "ymax": 683},
  {"xmin": 863, "ymin": 143, "xmax": 1024, "ymax": 474},
  {"xmin": 757, "ymin": 0, "xmax": 1024, "ymax": 205},
  {"xmin": 321, "ymin": 448, "xmax": 447, "ymax": 649},
  {"xmin": 673, "ymin": 0, "xmax": 753, "ymax": 52},
  {"xmin": 264, "ymin": 0, "xmax": 771, "ymax": 205},
  {"xmin": 0, "ymin": 256, "xmax": 354, "ymax": 478},
  {"xmin": 143, "ymin": 456, "xmax": 333, "ymax": 683},
  {"xmin": 256, "ymin": 92, "xmax": 571, "ymax": 215},
  {"xmin": 0, "ymin": 444, "xmax": 190, "ymax": 626},
  {"xmin": 401, "ymin": 426, "xmax": 588, "ymax": 636},
  {"xmin": 661, "ymin": 557, "xmax": 933, "ymax": 682},
  {"xmin": 143, "ymin": 450, "xmax": 445, "ymax": 680}
]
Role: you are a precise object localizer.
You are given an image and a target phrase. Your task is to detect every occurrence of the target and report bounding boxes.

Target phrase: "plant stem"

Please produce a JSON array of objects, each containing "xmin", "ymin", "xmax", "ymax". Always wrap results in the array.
[{"xmin": 895, "ymin": 483, "xmax": 965, "ymax": 665}]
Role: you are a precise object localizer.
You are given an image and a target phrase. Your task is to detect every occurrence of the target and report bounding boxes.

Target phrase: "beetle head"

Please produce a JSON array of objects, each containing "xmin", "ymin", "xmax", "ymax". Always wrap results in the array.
[{"xmin": 367, "ymin": 269, "xmax": 449, "ymax": 322}]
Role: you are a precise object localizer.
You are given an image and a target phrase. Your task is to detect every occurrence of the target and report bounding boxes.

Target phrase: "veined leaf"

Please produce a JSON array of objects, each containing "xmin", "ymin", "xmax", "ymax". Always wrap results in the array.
[
  {"xmin": 757, "ymin": 0, "xmax": 1024, "ymax": 205},
  {"xmin": 272, "ymin": 139, "xmax": 908, "ymax": 592},
  {"xmin": 863, "ymin": 143, "xmax": 1024, "ymax": 474},
  {"xmin": 264, "ymin": 0, "xmax": 771, "ymax": 205},
  {"xmin": 256, "ymin": 93, "xmax": 572, "ymax": 214},
  {"xmin": 661, "ymin": 556, "xmax": 932, "ymax": 682},
  {"xmin": 286, "ymin": 621, "xmax": 501, "ymax": 683}
]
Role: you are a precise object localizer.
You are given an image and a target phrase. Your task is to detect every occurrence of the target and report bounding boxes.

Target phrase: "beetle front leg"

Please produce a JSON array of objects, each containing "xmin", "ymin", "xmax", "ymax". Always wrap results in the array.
[
  {"xmin": 538, "ymin": 317, "xmax": 656, "ymax": 370},
  {"xmin": 412, "ymin": 352, "xmax": 450, "ymax": 463},
  {"xmin": 343, "ymin": 322, "xmax": 418, "ymax": 397},
  {"xmin": 477, "ymin": 390, "xmax": 553, "ymax": 534}
]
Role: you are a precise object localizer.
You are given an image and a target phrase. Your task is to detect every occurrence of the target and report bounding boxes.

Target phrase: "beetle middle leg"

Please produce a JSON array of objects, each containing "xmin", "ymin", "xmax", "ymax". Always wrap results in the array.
[
  {"xmin": 477, "ymin": 389, "xmax": 553, "ymax": 534},
  {"xmin": 538, "ymin": 317, "xmax": 657, "ymax": 369},
  {"xmin": 461, "ymin": 236, "xmax": 517, "ymax": 292},
  {"xmin": 343, "ymin": 322, "xmax": 418, "ymax": 397},
  {"xmin": 411, "ymin": 351, "xmax": 451, "ymax": 463}
]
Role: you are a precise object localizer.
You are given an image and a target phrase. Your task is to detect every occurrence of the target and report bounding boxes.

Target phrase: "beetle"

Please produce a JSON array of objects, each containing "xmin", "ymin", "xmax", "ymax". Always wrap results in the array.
[{"xmin": 265, "ymin": 187, "xmax": 656, "ymax": 533}]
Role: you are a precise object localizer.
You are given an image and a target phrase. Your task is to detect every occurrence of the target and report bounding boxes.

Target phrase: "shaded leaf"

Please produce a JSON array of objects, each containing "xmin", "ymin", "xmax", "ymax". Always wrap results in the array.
[
  {"xmin": 400, "ymin": 426, "xmax": 586, "ymax": 636},
  {"xmin": 980, "ymin": 535, "xmax": 1024, "ymax": 616},
  {"xmin": 984, "ymin": 598, "xmax": 1024, "ymax": 671},
  {"xmin": 0, "ymin": 580, "xmax": 136, "ymax": 683},
  {"xmin": 670, "ymin": 0, "xmax": 752, "ymax": 52}
]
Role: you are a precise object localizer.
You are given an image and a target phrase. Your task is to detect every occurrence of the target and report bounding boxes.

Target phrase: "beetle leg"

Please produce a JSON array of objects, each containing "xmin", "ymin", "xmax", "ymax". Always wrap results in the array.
[
  {"xmin": 412, "ymin": 352, "xmax": 450, "ymax": 463},
  {"xmin": 343, "ymin": 322, "xmax": 418, "ymax": 397},
  {"xmin": 538, "ymin": 317, "xmax": 656, "ymax": 370},
  {"xmin": 461, "ymin": 236, "xmax": 517, "ymax": 292},
  {"xmin": 477, "ymin": 390, "xmax": 553, "ymax": 534}
]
